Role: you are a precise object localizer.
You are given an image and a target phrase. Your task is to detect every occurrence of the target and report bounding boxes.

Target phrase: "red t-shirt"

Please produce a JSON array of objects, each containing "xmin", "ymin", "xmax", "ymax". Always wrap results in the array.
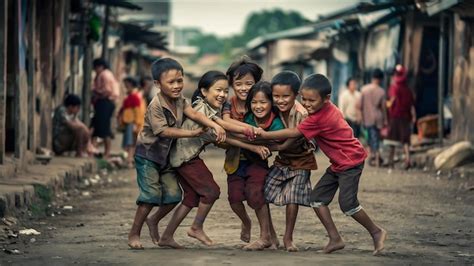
[
  {"xmin": 297, "ymin": 102, "xmax": 367, "ymax": 172},
  {"xmin": 388, "ymin": 81, "xmax": 414, "ymax": 120}
]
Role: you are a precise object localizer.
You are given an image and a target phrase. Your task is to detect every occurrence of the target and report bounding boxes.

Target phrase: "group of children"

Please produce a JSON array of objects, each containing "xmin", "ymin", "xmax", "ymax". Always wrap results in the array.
[{"xmin": 127, "ymin": 57, "xmax": 387, "ymax": 255}]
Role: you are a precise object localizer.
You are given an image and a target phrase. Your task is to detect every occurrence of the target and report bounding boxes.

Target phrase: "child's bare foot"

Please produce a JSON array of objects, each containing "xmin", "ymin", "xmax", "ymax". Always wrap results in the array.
[
  {"xmin": 371, "ymin": 228, "xmax": 387, "ymax": 255},
  {"xmin": 240, "ymin": 222, "xmax": 251, "ymax": 243},
  {"xmin": 158, "ymin": 237, "xmax": 185, "ymax": 249},
  {"xmin": 145, "ymin": 218, "xmax": 160, "ymax": 245},
  {"xmin": 187, "ymin": 227, "xmax": 213, "ymax": 246},
  {"xmin": 127, "ymin": 234, "xmax": 144, "ymax": 250},
  {"xmin": 268, "ymin": 236, "xmax": 280, "ymax": 250},
  {"xmin": 323, "ymin": 237, "xmax": 345, "ymax": 253},
  {"xmin": 283, "ymin": 239, "xmax": 298, "ymax": 252},
  {"xmin": 242, "ymin": 238, "xmax": 271, "ymax": 251}
]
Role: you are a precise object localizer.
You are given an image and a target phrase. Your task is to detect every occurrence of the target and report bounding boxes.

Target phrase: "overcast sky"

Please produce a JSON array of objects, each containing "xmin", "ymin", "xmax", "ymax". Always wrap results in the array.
[{"xmin": 171, "ymin": 0, "xmax": 360, "ymax": 36}]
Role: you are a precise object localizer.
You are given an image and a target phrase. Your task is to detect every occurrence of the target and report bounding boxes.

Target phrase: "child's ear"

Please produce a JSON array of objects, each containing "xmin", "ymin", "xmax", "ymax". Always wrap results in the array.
[
  {"xmin": 324, "ymin": 94, "xmax": 331, "ymax": 102},
  {"xmin": 154, "ymin": 80, "xmax": 161, "ymax": 90},
  {"xmin": 200, "ymin": 88, "xmax": 208, "ymax": 97}
]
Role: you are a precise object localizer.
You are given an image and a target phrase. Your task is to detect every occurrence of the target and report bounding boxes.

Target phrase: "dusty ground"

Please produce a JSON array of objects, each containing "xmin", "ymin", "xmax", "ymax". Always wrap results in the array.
[{"xmin": 1, "ymin": 147, "xmax": 473, "ymax": 265}]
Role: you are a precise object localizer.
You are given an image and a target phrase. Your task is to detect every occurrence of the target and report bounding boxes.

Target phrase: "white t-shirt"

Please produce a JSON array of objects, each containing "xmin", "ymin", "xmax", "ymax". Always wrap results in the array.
[{"xmin": 338, "ymin": 88, "xmax": 361, "ymax": 122}]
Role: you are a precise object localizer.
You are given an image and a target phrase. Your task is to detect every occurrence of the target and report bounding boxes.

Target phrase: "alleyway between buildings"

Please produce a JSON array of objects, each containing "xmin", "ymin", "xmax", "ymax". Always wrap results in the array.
[{"xmin": 1, "ymin": 148, "xmax": 473, "ymax": 265}]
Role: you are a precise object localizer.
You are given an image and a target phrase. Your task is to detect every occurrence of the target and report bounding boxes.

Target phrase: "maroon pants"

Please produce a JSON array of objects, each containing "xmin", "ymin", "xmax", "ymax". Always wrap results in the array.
[
  {"xmin": 177, "ymin": 157, "xmax": 220, "ymax": 208},
  {"xmin": 227, "ymin": 161, "xmax": 268, "ymax": 210}
]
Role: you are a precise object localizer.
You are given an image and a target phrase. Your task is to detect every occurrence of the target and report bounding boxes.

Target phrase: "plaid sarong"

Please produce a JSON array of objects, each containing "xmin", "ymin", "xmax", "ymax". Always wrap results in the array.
[{"xmin": 264, "ymin": 166, "xmax": 312, "ymax": 206}]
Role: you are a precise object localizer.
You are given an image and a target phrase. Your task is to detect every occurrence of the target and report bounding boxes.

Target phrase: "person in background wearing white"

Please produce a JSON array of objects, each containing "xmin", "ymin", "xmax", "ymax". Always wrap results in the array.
[{"xmin": 338, "ymin": 77, "xmax": 362, "ymax": 138}]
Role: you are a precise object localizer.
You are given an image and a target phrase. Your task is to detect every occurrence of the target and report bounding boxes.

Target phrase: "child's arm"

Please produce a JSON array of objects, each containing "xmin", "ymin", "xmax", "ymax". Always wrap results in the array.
[
  {"xmin": 184, "ymin": 105, "xmax": 226, "ymax": 143},
  {"xmin": 225, "ymin": 137, "xmax": 271, "ymax": 160},
  {"xmin": 256, "ymin": 127, "xmax": 302, "ymax": 140},
  {"xmin": 160, "ymin": 127, "xmax": 204, "ymax": 138},
  {"xmin": 223, "ymin": 113, "xmax": 251, "ymax": 128},
  {"xmin": 215, "ymin": 117, "xmax": 255, "ymax": 136},
  {"xmin": 268, "ymin": 137, "xmax": 298, "ymax": 151}
]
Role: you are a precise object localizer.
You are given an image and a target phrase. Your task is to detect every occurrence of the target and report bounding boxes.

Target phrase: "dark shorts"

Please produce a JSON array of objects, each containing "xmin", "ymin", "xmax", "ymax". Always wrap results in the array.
[
  {"xmin": 177, "ymin": 157, "xmax": 220, "ymax": 208},
  {"xmin": 53, "ymin": 131, "xmax": 75, "ymax": 155},
  {"xmin": 227, "ymin": 160, "xmax": 268, "ymax": 210},
  {"xmin": 310, "ymin": 163, "xmax": 364, "ymax": 215},
  {"xmin": 346, "ymin": 119, "xmax": 361, "ymax": 139},
  {"xmin": 134, "ymin": 156, "xmax": 182, "ymax": 206},
  {"xmin": 366, "ymin": 126, "xmax": 380, "ymax": 151},
  {"xmin": 387, "ymin": 118, "xmax": 411, "ymax": 144},
  {"xmin": 91, "ymin": 98, "xmax": 115, "ymax": 138}
]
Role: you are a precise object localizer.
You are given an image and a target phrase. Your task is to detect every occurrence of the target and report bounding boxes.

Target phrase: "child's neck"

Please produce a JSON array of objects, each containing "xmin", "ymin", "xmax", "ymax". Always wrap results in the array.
[{"xmin": 254, "ymin": 112, "xmax": 273, "ymax": 129}]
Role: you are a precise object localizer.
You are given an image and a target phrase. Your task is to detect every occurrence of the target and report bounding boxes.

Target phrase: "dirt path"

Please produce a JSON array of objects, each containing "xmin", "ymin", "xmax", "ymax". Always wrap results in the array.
[{"xmin": 1, "ymin": 148, "xmax": 473, "ymax": 265}]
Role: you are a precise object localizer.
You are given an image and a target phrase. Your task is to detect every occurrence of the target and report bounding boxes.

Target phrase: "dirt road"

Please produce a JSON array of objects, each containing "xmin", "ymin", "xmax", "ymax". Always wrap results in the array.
[{"xmin": 1, "ymin": 148, "xmax": 473, "ymax": 265}]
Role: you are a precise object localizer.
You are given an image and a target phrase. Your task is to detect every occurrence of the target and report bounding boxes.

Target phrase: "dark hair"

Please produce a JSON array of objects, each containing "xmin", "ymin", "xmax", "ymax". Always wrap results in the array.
[
  {"xmin": 191, "ymin": 71, "xmax": 228, "ymax": 103},
  {"xmin": 92, "ymin": 58, "xmax": 109, "ymax": 69},
  {"xmin": 301, "ymin": 74, "xmax": 332, "ymax": 98},
  {"xmin": 271, "ymin": 71, "xmax": 301, "ymax": 95},
  {"xmin": 346, "ymin": 77, "xmax": 357, "ymax": 87},
  {"xmin": 372, "ymin": 68, "xmax": 384, "ymax": 80},
  {"xmin": 63, "ymin": 94, "xmax": 81, "ymax": 107},
  {"xmin": 226, "ymin": 56, "xmax": 263, "ymax": 85},
  {"xmin": 151, "ymin": 58, "xmax": 183, "ymax": 81},
  {"xmin": 140, "ymin": 76, "xmax": 153, "ymax": 87},
  {"xmin": 245, "ymin": 81, "xmax": 276, "ymax": 115},
  {"xmin": 123, "ymin": 76, "xmax": 138, "ymax": 87}
]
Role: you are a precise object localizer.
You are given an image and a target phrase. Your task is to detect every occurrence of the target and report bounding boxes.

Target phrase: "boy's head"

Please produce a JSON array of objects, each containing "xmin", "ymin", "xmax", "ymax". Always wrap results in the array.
[
  {"xmin": 300, "ymin": 74, "xmax": 332, "ymax": 114},
  {"xmin": 63, "ymin": 94, "xmax": 81, "ymax": 115},
  {"xmin": 371, "ymin": 68, "xmax": 384, "ymax": 84},
  {"xmin": 226, "ymin": 56, "xmax": 263, "ymax": 101},
  {"xmin": 271, "ymin": 71, "xmax": 301, "ymax": 113},
  {"xmin": 151, "ymin": 58, "xmax": 184, "ymax": 99},
  {"xmin": 123, "ymin": 77, "xmax": 138, "ymax": 93},
  {"xmin": 92, "ymin": 58, "xmax": 108, "ymax": 73},
  {"xmin": 346, "ymin": 77, "xmax": 358, "ymax": 92}
]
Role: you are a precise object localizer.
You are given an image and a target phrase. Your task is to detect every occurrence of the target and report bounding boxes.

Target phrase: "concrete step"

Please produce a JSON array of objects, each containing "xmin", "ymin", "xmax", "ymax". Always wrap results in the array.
[{"xmin": 0, "ymin": 157, "xmax": 96, "ymax": 217}]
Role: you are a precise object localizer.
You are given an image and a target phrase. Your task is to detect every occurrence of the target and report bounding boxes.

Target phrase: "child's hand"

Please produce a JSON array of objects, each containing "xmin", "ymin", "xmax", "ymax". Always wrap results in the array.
[
  {"xmin": 243, "ymin": 126, "xmax": 257, "ymax": 141},
  {"xmin": 191, "ymin": 127, "xmax": 205, "ymax": 137},
  {"xmin": 213, "ymin": 125, "xmax": 226, "ymax": 143},
  {"xmin": 251, "ymin": 145, "xmax": 271, "ymax": 160},
  {"xmin": 253, "ymin": 127, "xmax": 266, "ymax": 138}
]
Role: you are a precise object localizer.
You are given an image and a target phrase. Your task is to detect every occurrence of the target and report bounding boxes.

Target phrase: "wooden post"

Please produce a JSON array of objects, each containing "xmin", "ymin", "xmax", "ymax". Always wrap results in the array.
[
  {"xmin": 27, "ymin": 0, "xmax": 36, "ymax": 153},
  {"xmin": 0, "ymin": 0, "xmax": 7, "ymax": 164},
  {"xmin": 14, "ymin": 0, "xmax": 28, "ymax": 161},
  {"xmin": 101, "ymin": 5, "xmax": 110, "ymax": 61},
  {"xmin": 438, "ymin": 13, "xmax": 447, "ymax": 146},
  {"xmin": 82, "ymin": 4, "xmax": 92, "ymax": 126}
]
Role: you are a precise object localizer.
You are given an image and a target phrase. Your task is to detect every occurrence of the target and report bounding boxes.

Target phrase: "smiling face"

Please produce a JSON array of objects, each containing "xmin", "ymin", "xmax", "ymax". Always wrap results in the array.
[
  {"xmin": 232, "ymin": 73, "xmax": 255, "ymax": 101},
  {"xmin": 250, "ymin": 91, "xmax": 272, "ymax": 120},
  {"xmin": 202, "ymin": 79, "xmax": 229, "ymax": 109},
  {"xmin": 155, "ymin": 69, "xmax": 184, "ymax": 100},
  {"xmin": 300, "ymin": 88, "xmax": 329, "ymax": 115},
  {"xmin": 272, "ymin": 84, "xmax": 296, "ymax": 113}
]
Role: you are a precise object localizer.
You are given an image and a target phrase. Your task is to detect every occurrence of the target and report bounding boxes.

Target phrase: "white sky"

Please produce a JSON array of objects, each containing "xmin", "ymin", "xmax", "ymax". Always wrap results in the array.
[{"xmin": 171, "ymin": 0, "xmax": 360, "ymax": 36}]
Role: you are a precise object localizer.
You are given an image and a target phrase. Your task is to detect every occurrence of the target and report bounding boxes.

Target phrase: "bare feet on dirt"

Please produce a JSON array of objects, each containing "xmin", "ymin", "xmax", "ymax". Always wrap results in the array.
[
  {"xmin": 242, "ymin": 239, "xmax": 271, "ymax": 251},
  {"xmin": 372, "ymin": 228, "xmax": 387, "ymax": 255},
  {"xmin": 323, "ymin": 237, "xmax": 345, "ymax": 253},
  {"xmin": 240, "ymin": 222, "xmax": 251, "ymax": 243},
  {"xmin": 187, "ymin": 228, "xmax": 214, "ymax": 246},
  {"xmin": 268, "ymin": 236, "xmax": 280, "ymax": 250},
  {"xmin": 127, "ymin": 235, "xmax": 144, "ymax": 250},
  {"xmin": 158, "ymin": 238, "xmax": 185, "ymax": 249},
  {"xmin": 283, "ymin": 239, "xmax": 298, "ymax": 252},
  {"xmin": 145, "ymin": 218, "xmax": 160, "ymax": 245}
]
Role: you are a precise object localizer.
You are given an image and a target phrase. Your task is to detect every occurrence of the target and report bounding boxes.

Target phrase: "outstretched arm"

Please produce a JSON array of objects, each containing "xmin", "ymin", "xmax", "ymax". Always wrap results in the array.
[
  {"xmin": 225, "ymin": 137, "xmax": 271, "ymax": 160},
  {"xmin": 257, "ymin": 127, "xmax": 302, "ymax": 140},
  {"xmin": 184, "ymin": 105, "xmax": 226, "ymax": 143}
]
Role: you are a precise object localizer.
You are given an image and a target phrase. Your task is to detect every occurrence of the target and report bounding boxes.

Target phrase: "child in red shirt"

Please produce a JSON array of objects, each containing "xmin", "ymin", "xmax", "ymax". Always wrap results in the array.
[{"xmin": 256, "ymin": 74, "xmax": 387, "ymax": 255}]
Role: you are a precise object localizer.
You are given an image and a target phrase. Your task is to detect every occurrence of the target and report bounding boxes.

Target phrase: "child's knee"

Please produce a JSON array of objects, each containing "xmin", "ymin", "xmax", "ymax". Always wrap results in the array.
[
  {"xmin": 202, "ymin": 185, "xmax": 220, "ymax": 204},
  {"xmin": 339, "ymin": 200, "xmax": 362, "ymax": 216}
]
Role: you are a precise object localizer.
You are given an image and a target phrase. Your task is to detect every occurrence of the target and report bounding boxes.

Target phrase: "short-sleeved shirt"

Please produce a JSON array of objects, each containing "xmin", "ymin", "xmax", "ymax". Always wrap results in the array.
[
  {"xmin": 170, "ymin": 98, "xmax": 220, "ymax": 167},
  {"xmin": 240, "ymin": 112, "xmax": 285, "ymax": 166},
  {"xmin": 274, "ymin": 101, "xmax": 317, "ymax": 170},
  {"xmin": 223, "ymin": 96, "xmax": 248, "ymax": 174},
  {"xmin": 135, "ymin": 92, "xmax": 190, "ymax": 168},
  {"xmin": 93, "ymin": 69, "xmax": 120, "ymax": 101},
  {"xmin": 360, "ymin": 83, "xmax": 386, "ymax": 128},
  {"xmin": 388, "ymin": 82, "xmax": 414, "ymax": 120},
  {"xmin": 297, "ymin": 102, "xmax": 367, "ymax": 172}
]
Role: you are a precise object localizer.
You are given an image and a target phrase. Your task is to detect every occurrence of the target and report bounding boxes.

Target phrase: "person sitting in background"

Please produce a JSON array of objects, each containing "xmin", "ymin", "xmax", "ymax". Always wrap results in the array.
[
  {"xmin": 119, "ymin": 77, "xmax": 146, "ymax": 168},
  {"xmin": 338, "ymin": 77, "xmax": 362, "ymax": 138},
  {"xmin": 53, "ymin": 94, "xmax": 93, "ymax": 157}
]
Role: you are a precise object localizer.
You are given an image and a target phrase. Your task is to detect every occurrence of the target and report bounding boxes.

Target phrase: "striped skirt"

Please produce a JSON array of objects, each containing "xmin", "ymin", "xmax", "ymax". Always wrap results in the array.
[{"xmin": 264, "ymin": 166, "xmax": 312, "ymax": 207}]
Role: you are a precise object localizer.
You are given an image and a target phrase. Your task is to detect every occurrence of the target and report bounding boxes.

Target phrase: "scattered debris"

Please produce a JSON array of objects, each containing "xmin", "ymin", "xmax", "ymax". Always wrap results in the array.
[
  {"xmin": 1, "ymin": 217, "xmax": 18, "ymax": 227},
  {"xmin": 19, "ymin": 229, "xmax": 41, "ymax": 235},
  {"xmin": 4, "ymin": 248, "xmax": 22, "ymax": 255},
  {"xmin": 82, "ymin": 191, "xmax": 91, "ymax": 197},
  {"xmin": 76, "ymin": 223, "xmax": 85, "ymax": 227},
  {"xmin": 7, "ymin": 231, "xmax": 18, "ymax": 239},
  {"xmin": 63, "ymin": 206, "xmax": 74, "ymax": 210},
  {"xmin": 434, "ymin": 141, "xmax": 473, "ymax": 170},
  {"xmin": 30, "ymin": 238, "xmax": 36, "ymax": 243}
]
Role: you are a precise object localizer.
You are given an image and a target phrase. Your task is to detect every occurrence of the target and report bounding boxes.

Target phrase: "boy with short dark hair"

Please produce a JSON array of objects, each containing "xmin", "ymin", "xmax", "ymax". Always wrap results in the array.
[
  {"xmin": 256, "ymin": 73, "xmax": 387, "ymax": 255},
  {"xmin": 265, "ymin": 71, "xmax": 317, "ymax": 252},
  {"xmin": 127, "ymin": 58, "xmax": 226, "ymax": 249}
]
